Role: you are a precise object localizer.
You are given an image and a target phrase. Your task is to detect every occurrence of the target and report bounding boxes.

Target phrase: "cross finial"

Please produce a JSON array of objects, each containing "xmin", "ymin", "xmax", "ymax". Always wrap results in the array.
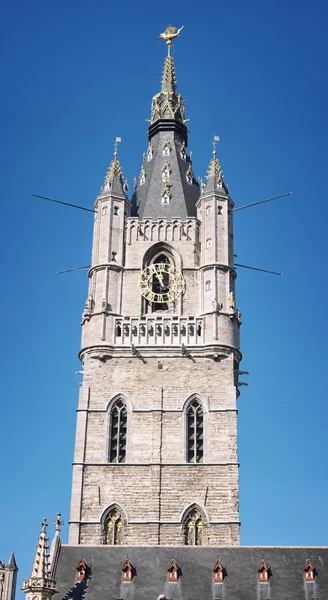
[
  {"xmin": 213, "ymin": 135, "xmax": 220, "ymax": 157},
  {"xmin": 114, "ymin": 137, "xmax": 122, "ymax": 160},
  {"xmin": 53, "ymin": 512, "xmax": 64, "ymax": 535}
]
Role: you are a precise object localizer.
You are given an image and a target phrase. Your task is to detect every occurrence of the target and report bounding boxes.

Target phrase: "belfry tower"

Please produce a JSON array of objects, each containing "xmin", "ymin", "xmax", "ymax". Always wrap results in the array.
[{"xmin": 69, "ymin": 26, "xmax": 241, "ymax": 547}]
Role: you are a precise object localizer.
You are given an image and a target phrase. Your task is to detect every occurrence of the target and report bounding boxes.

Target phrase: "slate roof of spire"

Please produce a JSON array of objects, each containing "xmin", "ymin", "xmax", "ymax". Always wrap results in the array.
[
  {"xmin": 6, "ymin": 551, "xmax": 17, "ymax": 571},
  {"xmin": 203, "ymin": 150, "xmax": 229, "ymax": 196},
  {"xmin": 100, "ymin": 151, "xmax": 127, "ymax": 198},
  {"xmin": 133, "ymin": 52, "xmax": 199, "ymax": 219}
]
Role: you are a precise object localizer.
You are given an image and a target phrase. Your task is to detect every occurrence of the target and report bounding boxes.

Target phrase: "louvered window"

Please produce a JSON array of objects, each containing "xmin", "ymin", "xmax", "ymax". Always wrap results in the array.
[
  {"xmin": 109, "ymin": 400, "xmax": 127, "ymax": 463},
  {"xmin": 187, "ymin": 399, "xmax": 203, "ymax": 463}
]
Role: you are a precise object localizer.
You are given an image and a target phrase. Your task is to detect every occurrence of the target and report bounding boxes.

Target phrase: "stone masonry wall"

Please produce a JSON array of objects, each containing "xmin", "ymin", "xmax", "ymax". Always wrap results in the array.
[{"xmin": 70, "ymin": 355, "xmax": 240, "ymax": 546}]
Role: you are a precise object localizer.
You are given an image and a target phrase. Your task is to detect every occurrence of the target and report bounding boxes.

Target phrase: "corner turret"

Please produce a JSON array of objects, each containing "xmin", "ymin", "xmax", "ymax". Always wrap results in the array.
[{"xmin": 0, "ymin": 552, "xmax": 18, "ymax": 600}]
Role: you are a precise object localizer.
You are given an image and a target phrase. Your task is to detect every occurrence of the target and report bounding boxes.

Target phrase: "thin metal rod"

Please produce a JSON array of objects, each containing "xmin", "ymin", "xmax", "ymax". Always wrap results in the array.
[
  {"xmin": 58, "ymin": 265, "xmax": 91, "ymax": 275},
  {"xmin": 232, "ymin": 192, "xmax": 292, "ymax": 212},
  {"xmin": 235, "ymin": 263, "xmax": 282, "ymax": 276},
  {"xmin": 32, "ymin": 194, "xmax": 96, "ymax": 213}
]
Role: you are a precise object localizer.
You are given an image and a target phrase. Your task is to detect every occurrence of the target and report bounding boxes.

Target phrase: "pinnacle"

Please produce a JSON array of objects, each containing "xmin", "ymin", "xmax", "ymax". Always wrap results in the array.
[
  {"xmin": 30, "ymin": 519, "xmax": 51, "ymax": 579},
  {"xmin": 202, "ymin": 149, "xmax": 229, "ymax": 196},
  {"xmin": 207, "ymin": 153, "xmax": 224, "ymax": 182},
  {"xmin": 100, "ymin": 157, "xmax": 126, "ymax": 196},
  {"xmin": 150, "ymin": 54, "xmax": 187, "ymax": 125},
  {"xmin": 106, "ymin": 158, "xmax": 122, "ymax": 179},
  {"xmin": 161, "ymin": 56, "xmax": 177, "ymax": 93}
]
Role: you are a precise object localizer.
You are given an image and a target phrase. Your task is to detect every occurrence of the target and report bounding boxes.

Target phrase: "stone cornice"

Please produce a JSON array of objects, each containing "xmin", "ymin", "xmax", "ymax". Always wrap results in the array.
[{"xmin": 79, "ymin": 344, "xmax": 242, "ymax": 363}]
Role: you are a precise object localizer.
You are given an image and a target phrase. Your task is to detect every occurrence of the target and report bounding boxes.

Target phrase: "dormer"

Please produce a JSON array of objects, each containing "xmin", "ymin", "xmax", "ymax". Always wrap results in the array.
[
  {"xmin": 304, "ymin": 560, "xmax": 315, "ymax": 581},
  {"xmin": 213, "ymin": 560, "xmax": 225, "ymax": 583},
  {"xmin": 122, "ymin": 560, "xmax": 133, "ymax": 582},
  {"xmin": 75, "ymin": 559, "xmax": 87, "ymax": 581},
  {"xmin": 258, "ymin": 560, "xmax": 270, "ymax": 582},
  {"xmin": 168, "ymin": 560, "xmax": 179, "ymax": 582}
]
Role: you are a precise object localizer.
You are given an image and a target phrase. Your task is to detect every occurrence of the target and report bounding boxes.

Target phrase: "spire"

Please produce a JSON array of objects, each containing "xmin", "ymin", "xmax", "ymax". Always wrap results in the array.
[
  {"xmin": 149, "ymin": 26, "xmax": 187, "ymax": 129},
  {"xmin": 22, "ymin": 518, "xmax": 57, "ymax": 598},
  {"xmin": 31, "ymin": 518, "xmax": 50, "ymax": 579},
  {"xmin": 204, "ymin": 136, "xmax": 229, "ymax": 195},
  {"xmin": 133, "ymin": 26, "xmax": 200, "ymax": 218},
  {"xmin": 49, "ymin": 513, "xmax": 63, "ymax": 580},
  {"xmin": 161, "ymin": 56, "xmax": 177, "ymax": 93},
  {"xmin": 100, "ymin": 138, "xmax": 127, "ymax": 197},
  {"xmin": 6, "ymin": 552, "xmax": 17, "ymax": 571}
]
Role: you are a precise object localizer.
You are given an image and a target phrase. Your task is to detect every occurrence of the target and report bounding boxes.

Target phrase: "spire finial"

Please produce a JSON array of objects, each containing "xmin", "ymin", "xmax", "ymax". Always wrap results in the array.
[
  {"xmin": 212, "ymin": 135, "xmax": 220, "ymax": 158},
  {"xmin": 113, "ymin": 136, "xmax": 121, "ymax": 160},
  {"xmin": 159, "ymin": 25, "xmax": 184, "ymax": 57},
  {"xmin": 53, "ymin": 513, "xmax": 64, "ymax": 537}
]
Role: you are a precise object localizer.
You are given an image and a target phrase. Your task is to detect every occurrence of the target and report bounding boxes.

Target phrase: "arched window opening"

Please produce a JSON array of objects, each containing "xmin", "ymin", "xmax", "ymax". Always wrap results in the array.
[
  {"xmin": 109, "ymin": 400, "xmax": 127, "ymax": 463},
  {"xmin": 187, "ymin": 399, "xmax": 203, "ymax": 463},
  {"xmin": 104, "ymin": 509, "xmax": 123, "ymax": 545},
  {"xmin": 184, "ymin": 509, "xmax": 204, "ymax": 545}
]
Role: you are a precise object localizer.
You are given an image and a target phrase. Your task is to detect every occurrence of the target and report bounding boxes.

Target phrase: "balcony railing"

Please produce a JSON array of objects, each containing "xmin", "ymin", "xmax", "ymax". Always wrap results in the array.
[{"xmin": 114, "ymin": 316, "xmax": 204, "ymax": 346}]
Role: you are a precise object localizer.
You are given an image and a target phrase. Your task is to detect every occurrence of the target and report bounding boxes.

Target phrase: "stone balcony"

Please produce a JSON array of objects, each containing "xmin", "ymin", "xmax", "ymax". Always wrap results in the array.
[{"xmin": 114, "ymin": 316, "xmax": 204, "ymax": 346}]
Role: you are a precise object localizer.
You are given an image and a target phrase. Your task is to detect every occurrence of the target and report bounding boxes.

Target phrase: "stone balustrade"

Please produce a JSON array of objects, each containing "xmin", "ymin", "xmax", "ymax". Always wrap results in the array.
[
  {"xmin": 125, "ymin": 217, "xmax": 200, "ymax": 245},
  {"xmin": 114, "ymin": 316, "xmax": 204, "ymax": 346}
]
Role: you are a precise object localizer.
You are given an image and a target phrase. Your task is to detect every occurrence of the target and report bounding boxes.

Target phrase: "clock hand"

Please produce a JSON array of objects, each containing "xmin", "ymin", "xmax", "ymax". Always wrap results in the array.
[{"xmin": 155, "ymin": 269, "xmax": 164, "ymax": 288}]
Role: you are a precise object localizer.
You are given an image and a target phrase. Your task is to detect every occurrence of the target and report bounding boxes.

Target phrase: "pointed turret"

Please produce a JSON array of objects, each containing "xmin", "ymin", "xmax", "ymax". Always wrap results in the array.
[
  {"xmin": 6, "ymin": 552, "xmax": 17, "ymax": 572},
  {"xmin": 133, "ymin": 26, "xmax": 200, "ymax": 219},
  {"xmin": 22, "ymin": 518, "xmax": 57, "ymax": 599},
  {"xmin": 203, "ymin": 146, "xmax": 229, "ymax": 196},
  {"xmin": 100, "ymin": 139, "xmax": 127, "ymax": 198},
  {"xmin": 0, "ymin": 551, "xmax": 18, "ymax": 600}
]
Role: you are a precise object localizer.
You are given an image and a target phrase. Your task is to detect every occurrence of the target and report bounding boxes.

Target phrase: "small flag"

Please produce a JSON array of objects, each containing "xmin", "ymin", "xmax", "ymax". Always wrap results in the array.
[
  {"xmin": 116, "ymin": 137, "xmax": 122, "ymax": 142},
  {"xmin": 214, "ymin": 135, "xmax": 220, "ymax": 141}
]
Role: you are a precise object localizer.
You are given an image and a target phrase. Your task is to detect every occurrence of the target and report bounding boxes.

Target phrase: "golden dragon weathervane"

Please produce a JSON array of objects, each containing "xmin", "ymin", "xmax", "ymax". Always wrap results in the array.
[{"xmin": 159, "ymin": 25, "xmax": 184, "ymax": 56}]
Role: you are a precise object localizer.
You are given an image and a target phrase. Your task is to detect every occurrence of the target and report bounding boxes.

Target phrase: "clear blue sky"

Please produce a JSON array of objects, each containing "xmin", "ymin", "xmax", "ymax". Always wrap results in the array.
[{"xmin": 1, "ymin": 0, "xmax": 327, "ymax": 588}]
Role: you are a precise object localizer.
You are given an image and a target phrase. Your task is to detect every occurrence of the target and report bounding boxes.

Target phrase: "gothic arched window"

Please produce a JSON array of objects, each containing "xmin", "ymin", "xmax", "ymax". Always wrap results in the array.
[
  {"xmin": 184, "ymin": 508, "xmax": 204, "ymax": 545},
  {"xmin": 104, "ymin": 508, "xmax": 123, "ymax": 545},
  {"xmin": 186, "ymin": 399, "xmax": 203, "ymax": 463},
  {"xmin": 109, "ymin": 399, "xmax": 127, "ymax": 463}
]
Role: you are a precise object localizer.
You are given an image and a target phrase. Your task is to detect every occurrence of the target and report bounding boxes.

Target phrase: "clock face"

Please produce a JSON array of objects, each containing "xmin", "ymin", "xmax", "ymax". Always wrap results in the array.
[{"xmin": 138, "ymin": 263, "xmax": 185, "ymax": 303}]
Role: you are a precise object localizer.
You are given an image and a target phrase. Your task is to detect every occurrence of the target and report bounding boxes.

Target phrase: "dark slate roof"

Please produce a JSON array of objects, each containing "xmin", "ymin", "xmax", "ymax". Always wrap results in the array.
[
  {"xmin": 6, "ymin": 551, "xmax": 18, "ymax": 570},
  {"xmin": 133, "ymin": 130, "xmax": 200, "ymax": 219},
  {"xmin": 131, "ymin": 51, "xmax": 200, "ymax": 220},
  {"xmin": 56, "ymin": 545, "xmax": 328, "ymax": 600}
]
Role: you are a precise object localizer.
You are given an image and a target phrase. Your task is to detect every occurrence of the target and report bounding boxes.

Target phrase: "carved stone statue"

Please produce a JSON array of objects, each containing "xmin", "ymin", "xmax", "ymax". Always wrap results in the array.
[{"xmin": 228, "ymin": 291, "xmax": 235, "ymax": 309}]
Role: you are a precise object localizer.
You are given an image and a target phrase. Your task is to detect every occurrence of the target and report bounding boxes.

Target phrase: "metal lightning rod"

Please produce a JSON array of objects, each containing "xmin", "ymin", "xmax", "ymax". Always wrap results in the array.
[
  {"xmin": 58, "ymin": 265, "xmax": 91, "ymax": 275},
  {"xmin": 57, "ymin": 263, "xmax": 282, "ymax": 276},
  {"xmin": 32, "ymin": 194, "xmax": 96, "ymax": 213},
  {"xmin": 232, "ymin": 192, "xmax": 292, "ymax": 212},
  {"xmin": 235, "ymin": 263, "xmax": 282, "ymax": 276}
]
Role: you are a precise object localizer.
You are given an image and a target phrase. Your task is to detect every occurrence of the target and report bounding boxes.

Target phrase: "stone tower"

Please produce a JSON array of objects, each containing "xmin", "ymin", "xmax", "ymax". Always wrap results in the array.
[
  {"xmin": 0, "ymin": 552, "xmax": 18, "ymax": 600},
  {"xmin": 69, "ymin": 27, "xmax": 241, "ymax": 547}
]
